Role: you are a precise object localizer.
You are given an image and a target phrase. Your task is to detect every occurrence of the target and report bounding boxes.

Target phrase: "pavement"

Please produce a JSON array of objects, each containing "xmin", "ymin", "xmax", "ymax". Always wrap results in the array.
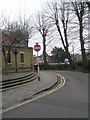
[
  {"xmin": 2, "ymin": 72, "xmax": 33, "ymax": 81},
  {"xmin": 2, "ymin": 70, "xmax": 58, "ymax": 110}
]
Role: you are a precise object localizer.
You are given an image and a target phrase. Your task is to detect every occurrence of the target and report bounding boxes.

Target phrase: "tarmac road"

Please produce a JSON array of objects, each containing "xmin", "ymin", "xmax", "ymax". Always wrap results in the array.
[{"xmin": 2, "ymin": 70, "xmax": 88, "ymax": 118}]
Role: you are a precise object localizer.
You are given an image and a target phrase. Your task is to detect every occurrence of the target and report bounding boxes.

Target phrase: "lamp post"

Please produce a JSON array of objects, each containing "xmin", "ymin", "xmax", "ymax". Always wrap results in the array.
[{"xmin": 14, "ymin": 49, "xmax": 18, "ymax": 72}]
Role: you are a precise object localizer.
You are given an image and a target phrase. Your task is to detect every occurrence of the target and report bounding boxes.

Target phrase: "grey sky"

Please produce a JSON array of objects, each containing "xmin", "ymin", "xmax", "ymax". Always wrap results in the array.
[
  {"xmin": 0, "ymin": 0, "xmax": 63, "ymax": 56},
  {"xmin": 0, "ymin": 0, "xmax": 88, "ymax": 56},
  {"xmin": 0, "ymin": 0, "xmax": 47, "ymax": 25},
  {"xmin": 0, "ymin": 0, "xmax": 48, "ymax": 55}
]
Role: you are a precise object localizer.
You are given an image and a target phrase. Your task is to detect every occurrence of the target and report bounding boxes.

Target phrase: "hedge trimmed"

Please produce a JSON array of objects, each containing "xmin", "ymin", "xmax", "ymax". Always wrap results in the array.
[
  {"xmin": 75, "ymin": 60, "xmax": 90, "ymax": 72},
  {"xmin": 39, "ymin": 64, "xmax": 71, "ymax": 70},
  {"xmin": 39, "ymin": 60, "xmax": 89, "ymax": 73}
]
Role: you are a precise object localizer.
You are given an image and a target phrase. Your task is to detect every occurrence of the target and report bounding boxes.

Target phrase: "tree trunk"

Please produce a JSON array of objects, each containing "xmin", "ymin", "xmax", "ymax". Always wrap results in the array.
[
  {"xmin": 79, "ymin": 19, "xmax": 87, "ymax": 62},
  {"xmin": 56, "ymin": 22, "xmax": 75, "ymax": 68},
  {"xmin": 71, "ymin": 2, "xmax": 87, "ymax": 63},
  {"xmin": 2, "ymin": 46, "xmax": 8, "ymax": 73},
  {"xmin": 66, "ymin": 50, "xmax": 75, "ymax": 67},
  {"xmin": 43, "ymin": 36, "xmax": 47, "ymax": 64}
]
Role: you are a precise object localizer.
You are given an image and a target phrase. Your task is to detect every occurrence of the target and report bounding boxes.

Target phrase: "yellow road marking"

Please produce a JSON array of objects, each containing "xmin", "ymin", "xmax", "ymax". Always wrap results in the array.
[{"xmin": 0, "ymin": 73, "xmax": 65, "ymax": 114}]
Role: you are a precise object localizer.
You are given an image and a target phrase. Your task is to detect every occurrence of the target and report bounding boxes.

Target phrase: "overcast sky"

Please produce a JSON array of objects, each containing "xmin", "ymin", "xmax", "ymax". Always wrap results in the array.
[
  {"xmin": 0, "ymin": 0, "xmax": 46, "ymax": 15},
  {"xmin": 0, "ymin": 0, "xmax": 86, "ymax": 56},
  {"xmin": 0, "ymin": 0, "xmax": 47, "ymax": 24},
  {"xmin": 0, "ymin": 0, "xmax": 63, "ymax": 56},
  {"xmin": 0, "ymin": 0, "xmax": 48, "ymax": 55}
]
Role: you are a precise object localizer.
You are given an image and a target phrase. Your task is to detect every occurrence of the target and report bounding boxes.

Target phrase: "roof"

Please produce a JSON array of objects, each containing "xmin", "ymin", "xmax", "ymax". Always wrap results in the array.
[
  {"xmin": 2, "ymin": 30, "xmax": 29, "ymax": 47},
  {"xmin": 4, "ymin": 45, "xmax": 33, "ymax": 50},
  {"xmin": 2, "ymin": 30, "xmax": 10, "ymax": 43}
]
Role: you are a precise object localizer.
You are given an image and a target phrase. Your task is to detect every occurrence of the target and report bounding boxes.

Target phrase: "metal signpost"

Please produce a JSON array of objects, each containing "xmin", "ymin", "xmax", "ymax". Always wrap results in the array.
[{"xmin": 34, "ymin": 43, "xmax": 41, "ymax": 81}]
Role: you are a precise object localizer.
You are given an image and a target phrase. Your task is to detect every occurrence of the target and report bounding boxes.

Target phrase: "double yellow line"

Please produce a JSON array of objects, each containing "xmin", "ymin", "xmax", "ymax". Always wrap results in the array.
[{"xmin": 0, "ymin": 73, "xmax": 65, "ymax": 114}]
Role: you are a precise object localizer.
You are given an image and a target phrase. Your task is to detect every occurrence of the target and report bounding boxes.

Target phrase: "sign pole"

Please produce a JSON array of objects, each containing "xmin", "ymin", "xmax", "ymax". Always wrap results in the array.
[
  {"xmin": 37, "ymin": 51, "xmax": 40, "ymax": 81},
  {"xmin": 34, "ymin": 43, "xmax": 41, "ymax": 81}
]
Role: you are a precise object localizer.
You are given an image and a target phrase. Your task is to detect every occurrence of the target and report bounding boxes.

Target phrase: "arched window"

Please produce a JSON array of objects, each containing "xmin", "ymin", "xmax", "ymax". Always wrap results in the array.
[
  {"xmin": 7, "ymin": 52, "xmax": 11, "ymax": 63},
  {"xmin": 20, "ymin": 53, "xmax": 24, "ymax": 63}
]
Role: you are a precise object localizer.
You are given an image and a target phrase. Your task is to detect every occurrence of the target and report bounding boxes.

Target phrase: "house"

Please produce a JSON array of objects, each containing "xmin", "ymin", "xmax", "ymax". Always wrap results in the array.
[
  {"xmin": 2, "ymin": 30, "xmax": 34, "ymax": 73},
  {"xmin": 39, "ymin": 53, "xmax": 51, "ymax": 64}
]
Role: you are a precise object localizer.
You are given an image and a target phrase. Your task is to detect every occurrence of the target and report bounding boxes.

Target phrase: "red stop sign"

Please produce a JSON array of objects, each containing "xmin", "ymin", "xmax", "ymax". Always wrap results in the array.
[{"xmin": 34, "ymin": 44, "xmax": 41, "ymax": 52}]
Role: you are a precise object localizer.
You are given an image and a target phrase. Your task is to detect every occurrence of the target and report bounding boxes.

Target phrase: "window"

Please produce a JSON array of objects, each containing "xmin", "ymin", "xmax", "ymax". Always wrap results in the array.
[
  {"xmin": 7, "ymin": 52, "xmax": 11, "ymax": 63},
  {"xmin": 20, "ymin": 53, "xmax": 24, "ymax": 63}
]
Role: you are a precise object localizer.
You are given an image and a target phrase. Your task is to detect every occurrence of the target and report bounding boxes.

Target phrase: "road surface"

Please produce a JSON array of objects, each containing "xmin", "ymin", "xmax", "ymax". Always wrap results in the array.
[{"xmin": 2, "ymin": 70, "xmax": 88, "ymax": 118}]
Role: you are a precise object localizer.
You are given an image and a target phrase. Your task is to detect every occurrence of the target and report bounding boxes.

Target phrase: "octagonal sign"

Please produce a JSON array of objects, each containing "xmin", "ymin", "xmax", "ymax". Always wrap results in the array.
[{"xmin": 34, "ymin": 44, "xmax": 41, "ymax": 52}]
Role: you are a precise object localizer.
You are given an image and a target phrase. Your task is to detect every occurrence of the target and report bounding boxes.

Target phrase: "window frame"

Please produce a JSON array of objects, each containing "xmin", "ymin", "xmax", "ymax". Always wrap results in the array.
[
  {"xmin": 20, "ymin": 52, "xmax": 24, "ymax": 64},
  {"xmin": 6, "ymin": 51, "xmax": 12, "ymax": 64}
]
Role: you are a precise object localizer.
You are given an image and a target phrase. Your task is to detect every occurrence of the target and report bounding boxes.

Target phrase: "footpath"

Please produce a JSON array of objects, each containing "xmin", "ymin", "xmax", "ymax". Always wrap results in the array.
[{"xmin": 2, "ymin": 71, "xmax": 57, "ymax": 109}]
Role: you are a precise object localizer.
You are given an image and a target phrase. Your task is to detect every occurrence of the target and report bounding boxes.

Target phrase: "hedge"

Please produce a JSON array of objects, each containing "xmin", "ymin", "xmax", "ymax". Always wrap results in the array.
[{"xmin": 39, "ymin": 60, "xmax": 90, "ymax": 73}]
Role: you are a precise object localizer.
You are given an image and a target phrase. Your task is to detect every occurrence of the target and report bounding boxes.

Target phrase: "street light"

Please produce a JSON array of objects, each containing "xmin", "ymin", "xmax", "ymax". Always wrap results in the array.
[{"xmin": 14, "ymin": 49, "xmax": 18, "ymax": 72}]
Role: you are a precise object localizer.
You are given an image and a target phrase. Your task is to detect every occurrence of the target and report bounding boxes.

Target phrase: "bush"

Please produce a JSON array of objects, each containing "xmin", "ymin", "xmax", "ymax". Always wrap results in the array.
[
  {"xmin": 83, "ymin": 60, "xmax": 90, "ymax": 72},
  {"xmin": 75, "ymin": 60, "xmax": 90, "ymax": 72},
  {"xmin": 39, "ymin": 60, "xmax": 89, "ymax": 73},
  {"xmin": 39, "ymin": 63, "xmax": 71, "ymax": 70},
  {"xmin": 75, "ymin": 60, "xmax": 83, "ymax": 67}
]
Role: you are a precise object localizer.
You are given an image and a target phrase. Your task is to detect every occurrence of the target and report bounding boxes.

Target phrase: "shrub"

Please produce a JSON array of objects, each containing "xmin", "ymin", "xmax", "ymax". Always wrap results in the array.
[
  {"xmin": 83, "ymin": 60, "xmax": 90, "ymax": 72},
  {"xmin": 39, "ymin": 61, "xmax": 89, "ymax": 73},
  {"xmin": 39, "ymin": 63, "xmax": 71, "ymax": 70},
  {"xmin": 75, "ymin": 60, "xmax": 83, "ymax": 67},
  {"xmin": 75, "ymin": 60, "xmax": 90, "ymax": 72}
]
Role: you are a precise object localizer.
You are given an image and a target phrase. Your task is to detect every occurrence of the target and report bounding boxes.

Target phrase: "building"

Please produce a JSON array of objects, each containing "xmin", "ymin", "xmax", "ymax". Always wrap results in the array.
[
  {"xmin": 33, "ymin": 55, "xmax": 37, "ymax": 65},
  {"xmin": 39, "ymin": 53, "xmax": 51, "ymax": 64},
  {"xmin": 2, "ymin": 30, "xmax": 34, "ymax": 73}
]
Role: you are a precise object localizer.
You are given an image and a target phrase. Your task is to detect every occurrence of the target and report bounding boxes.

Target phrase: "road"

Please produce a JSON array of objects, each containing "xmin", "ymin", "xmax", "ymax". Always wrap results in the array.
[{"xmin": 2, "ymin": 70, "xmax": 88, "ymax": 118}]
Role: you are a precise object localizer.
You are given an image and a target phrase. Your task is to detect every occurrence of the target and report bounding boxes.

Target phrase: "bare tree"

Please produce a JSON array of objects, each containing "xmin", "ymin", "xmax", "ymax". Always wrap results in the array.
[
  {"xmin": 71, "ymin": 1, "xmax": 88, "ymax": 62},
  {"xmin": 34, "ymin": 12, "xmax": 52, "ymax": 64},
  {"xmin": 45, "ymin": 1, "xmax": 75, "ymax": 67},
  {"xmin": 86, "ymin": 1, "xmax": 90, "ymax": 10},
  {"xmin": 1, "ymin": 16, "xmax": 34, "ymax": 73}
]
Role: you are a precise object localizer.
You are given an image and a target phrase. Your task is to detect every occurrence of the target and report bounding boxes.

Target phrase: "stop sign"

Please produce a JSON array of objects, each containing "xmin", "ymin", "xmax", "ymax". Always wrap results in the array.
[{"xmin": 34, "ymin": 44, "xmax": 41, "ymax": 52}]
